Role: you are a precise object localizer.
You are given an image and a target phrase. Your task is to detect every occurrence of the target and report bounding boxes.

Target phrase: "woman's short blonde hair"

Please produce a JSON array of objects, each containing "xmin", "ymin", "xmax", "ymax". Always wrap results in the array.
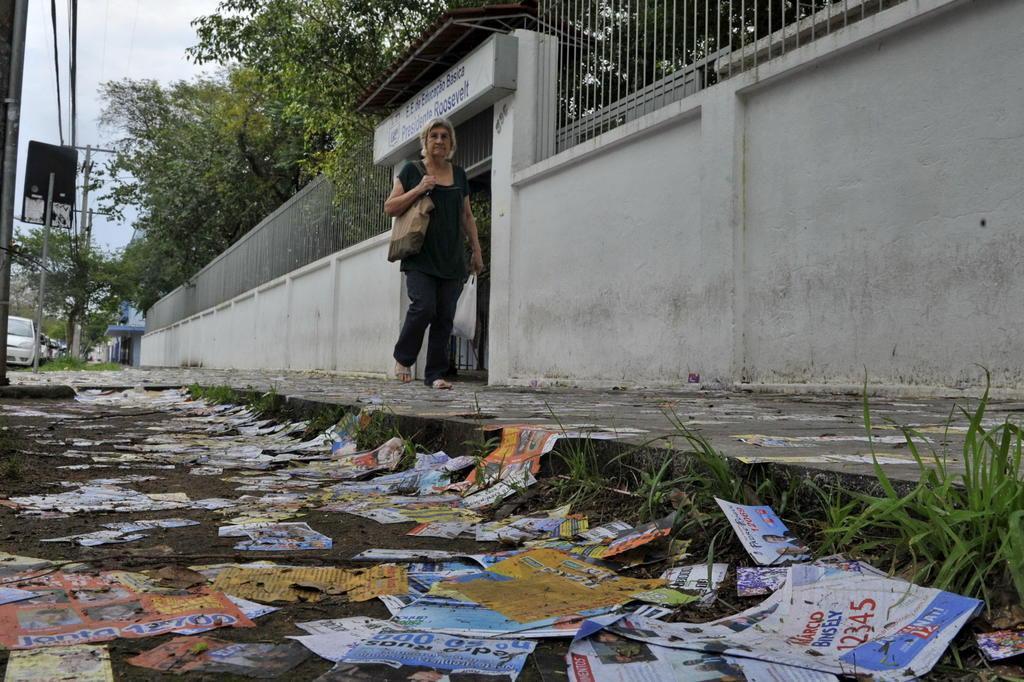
[{"xmin": 419, "ymin": 117, "xmax": 457, "ymax": 160}]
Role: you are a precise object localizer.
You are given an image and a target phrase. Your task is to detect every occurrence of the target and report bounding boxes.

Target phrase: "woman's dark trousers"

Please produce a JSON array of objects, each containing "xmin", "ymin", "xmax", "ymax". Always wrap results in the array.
[{"xmin": 394, "ymin": 271, "xmax": 462, "ymax": 386}]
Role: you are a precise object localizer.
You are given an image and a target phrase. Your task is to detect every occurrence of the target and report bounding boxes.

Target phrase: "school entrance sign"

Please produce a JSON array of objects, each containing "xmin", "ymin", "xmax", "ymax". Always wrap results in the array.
[{"xmin": 373, "ymin": 33, "xmax": 518, "ymax": 166}]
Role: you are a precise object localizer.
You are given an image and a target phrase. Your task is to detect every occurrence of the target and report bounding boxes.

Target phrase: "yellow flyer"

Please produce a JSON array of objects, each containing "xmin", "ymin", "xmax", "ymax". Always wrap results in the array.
[{"xmin": 4, "ymin": 644, "xmax": 113, "ymax": 681}]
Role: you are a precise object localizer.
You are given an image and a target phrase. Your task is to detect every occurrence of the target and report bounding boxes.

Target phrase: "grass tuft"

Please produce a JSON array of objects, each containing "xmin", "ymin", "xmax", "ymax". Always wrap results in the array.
[
  {"xmin": 19, "ymin": 357, "xmax": 123, "ymax": 372},
  {"xmin": 819, "ymin": 374, "xmax": 1024, "ymax": 612},
  {"xmin": 187, "ymin": 384, "xmax": 240, "ymax": 405}
]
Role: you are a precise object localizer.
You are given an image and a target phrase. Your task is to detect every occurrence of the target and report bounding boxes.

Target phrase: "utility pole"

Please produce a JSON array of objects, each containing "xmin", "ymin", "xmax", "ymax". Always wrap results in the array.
[
  {"xmin": 70, "ymin": 146, "xmax": 93, "ymax": 358},
  {"xmin": 0, "ymin": 0, "xmax": 29, "ymax": 386},
  {"xmin": 32, "ymin": 175, "xmax": 55, "ymax": 373}
]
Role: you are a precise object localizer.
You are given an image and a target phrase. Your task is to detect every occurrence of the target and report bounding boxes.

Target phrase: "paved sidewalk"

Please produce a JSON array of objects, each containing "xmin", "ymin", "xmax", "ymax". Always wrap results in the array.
[{"xmin": 12, "ymin": 366, "xmax": 1018, "ymax": 483}]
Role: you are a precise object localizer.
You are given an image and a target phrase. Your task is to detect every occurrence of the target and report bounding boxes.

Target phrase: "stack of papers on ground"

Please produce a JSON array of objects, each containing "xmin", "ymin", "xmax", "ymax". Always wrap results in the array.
[
  {"xmin": 577, "ymin": 565, "xmax": 982, "ymax": 680},
  {"xmin": 319, "ymin": 631, "xmax": 535, "ymax": 681}
]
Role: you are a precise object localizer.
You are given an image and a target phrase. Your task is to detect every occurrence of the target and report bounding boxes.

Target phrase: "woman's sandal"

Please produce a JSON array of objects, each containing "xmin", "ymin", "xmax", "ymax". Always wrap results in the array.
[
  {"xmin": 394, "ymin": 363, "xmax": 413, "ymax": 383},
  {"xmin": 431, "ymin": 379, "xmax": 453, "ymax": 390}
]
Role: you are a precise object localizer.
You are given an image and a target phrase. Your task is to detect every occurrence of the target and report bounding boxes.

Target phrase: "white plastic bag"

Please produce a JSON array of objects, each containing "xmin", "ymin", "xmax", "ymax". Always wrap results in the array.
[{"xmin": 452, "ymin": 275, "xmax": 477, "ymax": 339}]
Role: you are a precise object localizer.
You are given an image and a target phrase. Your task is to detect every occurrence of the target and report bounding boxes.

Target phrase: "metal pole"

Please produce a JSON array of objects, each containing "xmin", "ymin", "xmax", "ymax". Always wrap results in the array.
[
  {"xmin": 0, "ymin": 0, "xmax": 30, "ymax": 386},
  {"xmin": 80, "ymin": 145, "xmax": 92, "ymax": 243},
  {"xmin": 70, "ymin": 145, "xmax": 91, "ymax": 358},
  {"xmin": 32, "ymin": 174, "xmax": 55, "ymax": 373}
]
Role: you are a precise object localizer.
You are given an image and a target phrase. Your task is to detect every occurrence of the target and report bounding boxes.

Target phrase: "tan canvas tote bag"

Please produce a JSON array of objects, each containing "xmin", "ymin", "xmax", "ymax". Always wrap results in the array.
[{"xmin": 387, "ymin": 161, "xmax": 434, "ymax": 262}]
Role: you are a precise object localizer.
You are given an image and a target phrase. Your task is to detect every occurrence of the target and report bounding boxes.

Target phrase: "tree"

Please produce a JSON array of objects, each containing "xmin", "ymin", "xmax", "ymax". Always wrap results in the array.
[
  {"xmin": 12, "ymin": 225, "xmax": 127, "ymax": 350},
  {"xmin": 187, "ymin": 0, "xmax": 494, "ymax": 182},
  {"xmin": 101, "ymin": 1, "xmax": 506, "ymax": 310},
  {"xmin": 99, "ymin": 71, "xmax": 309, "ymax": 309}
]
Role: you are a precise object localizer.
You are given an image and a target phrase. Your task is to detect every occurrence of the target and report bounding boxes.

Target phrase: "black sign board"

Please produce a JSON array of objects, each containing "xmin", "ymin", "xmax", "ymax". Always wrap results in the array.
[{"xmin": 22, "ymin": 141, "xmax": 77, "ymax": 228}]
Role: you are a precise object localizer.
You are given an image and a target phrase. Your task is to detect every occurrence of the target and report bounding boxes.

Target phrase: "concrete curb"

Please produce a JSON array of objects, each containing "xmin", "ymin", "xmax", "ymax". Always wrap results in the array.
[{"xmin": 0, "ymin": 384, "xmax": 76, "ymax": 400}]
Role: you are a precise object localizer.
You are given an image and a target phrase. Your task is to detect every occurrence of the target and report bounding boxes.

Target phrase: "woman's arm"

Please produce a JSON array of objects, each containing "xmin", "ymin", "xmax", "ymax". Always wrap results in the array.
[
  {"xmin": 383, "ymin": 173, "xmax": 436, "ymax": 217},
  {"xmin": 462, "ymin": 195, "xmax": 484, "ymax": 275}
]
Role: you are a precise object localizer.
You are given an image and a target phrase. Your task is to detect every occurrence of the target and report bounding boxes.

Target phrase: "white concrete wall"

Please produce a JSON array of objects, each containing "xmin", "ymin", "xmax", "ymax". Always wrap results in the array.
[
  {"xmin": 144, "ymin": 0, "xmax": 1024, "ymax": 390},
  {"xmin": 142, "ymin": 234, "xmax": 402, "ymax": 374},
  {"xmin": 491, "ymin": 0, "xmax": 1024, "ymax": 389}
]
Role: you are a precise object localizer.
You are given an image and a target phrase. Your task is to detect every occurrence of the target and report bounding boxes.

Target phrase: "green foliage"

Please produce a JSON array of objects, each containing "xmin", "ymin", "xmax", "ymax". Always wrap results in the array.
[
  {"xmin": 12, "ymin": 225, "xmax": 128, "ymax": 350},
  {"xmin": 24, "ymin": 357, "xmax": 122, "ymax": 372},
  {"xmin": 819, "ymin": 379, "xmax": 1024, "ymax": 611},
  {"xmin": 187, "ymin": 384, "xmax": 242, "ymax": 405},
  {"xmin": 248, "ymin": 387, "xmax": 282, "ymax": 415},
  {"xmin": 187, "ymin": 0, "xmax": 458, "ymax": 179},
  {"xmin": 302, "ymin": 405, "xmax": 348, "ymax": 441},
  {"xmin": 552, "ymin": 436, "xmax": 606, "ymax": 507},
  {"xmin": 354, "ymin": 409, "xmax": 402, "ymax": 451},
  {"xmin": 0, "ymin": 456, "xmax": 23, "ymax": 481},
  {"xmin": 100, "ymin": 72, "xmax": 309, "ymax": 311}
]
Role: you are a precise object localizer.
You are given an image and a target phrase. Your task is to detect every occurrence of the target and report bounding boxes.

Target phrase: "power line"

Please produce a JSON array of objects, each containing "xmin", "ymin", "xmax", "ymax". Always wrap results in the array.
[
  {"xmin": 99, "ymin": 0, "xmax": 111, "ymax": 83},
  {"xmin": 125, "ymin": 0, "xmax": 141, "ymax": 78},
  {"xmin": 49, "ymin": 0, "xmax": 65, "ymax": 145},
  {"xmin": 70, "ymin": 0, "xmax": 79, "ymax": 146}
]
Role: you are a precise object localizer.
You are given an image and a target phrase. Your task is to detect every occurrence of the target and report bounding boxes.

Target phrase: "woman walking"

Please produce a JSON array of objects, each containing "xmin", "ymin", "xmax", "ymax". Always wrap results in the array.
[{"xmin": 384, "ymin": 117, "xmax": 483, "ymax": 389}]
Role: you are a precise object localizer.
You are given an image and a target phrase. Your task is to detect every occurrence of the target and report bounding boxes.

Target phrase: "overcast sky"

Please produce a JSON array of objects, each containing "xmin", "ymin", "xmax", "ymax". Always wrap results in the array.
[{"xmin": 16, "ymin": 0, "xmax": 222, "ymax": 251}]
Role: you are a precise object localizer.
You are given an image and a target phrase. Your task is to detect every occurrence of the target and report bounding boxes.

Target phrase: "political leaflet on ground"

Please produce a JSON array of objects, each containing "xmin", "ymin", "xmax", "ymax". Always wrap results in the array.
[
  {"xmin": 462, "ymin": 468, "xmax": 538, "ymax": 511},
  {"xmin": 463, "ymin": 426, "xmax": 560, "ymax": 487},
  {"xmin": 0, "ymin": 571, "xmax": 254, "ymax": 649},
  {"xmin": 0, "ymin": 587, "xmax": 38, "ymax": 606},
  {"xmin": 128, "ymin": 636, "xmax": 309, "ymax": 676},
  {"xmin": 320, "ymin": 631, "xmax": 535, "ymax": 681},
  {"xmin": 582, "ymin": 567, "xmax": 982, "ymax": 680},
  {"xmin": 976, "ymin": 628, "xmax": 1024, "ymax": 661},
  {"xmin": 567, "ymin": 631, "xmax": 839, "ymax": 682},
  {"xmin": 391, "ymin": 594, "xmax": 615, "ymax": 638},
  {"xmin": 287, "ymin": 617, "xmax": 399, "ymax": 662},
  {"xmin": 209, "ymin": 564, "xmax": 406, "ymax": 603},
  {"xmin": 661, "ymin": 563, "xmax": 728, "ymax": 605},
  {"xmin": 737, "ymin": 558, "xmax": 886, "ymax": 597},
  {"xmin": 218, "ymin": 522, "xmax": 332, "ymax": 551},
  {"xmin": 438, "ymin": 549, "xmax": 665, "ymax": 623},
  {"xmin": 4, "ymin": 644, "xmax": 114, "ymax": 682},
  {"xmin": 716, "ymin": 498, "xmax": 810, "ymax": 565}
]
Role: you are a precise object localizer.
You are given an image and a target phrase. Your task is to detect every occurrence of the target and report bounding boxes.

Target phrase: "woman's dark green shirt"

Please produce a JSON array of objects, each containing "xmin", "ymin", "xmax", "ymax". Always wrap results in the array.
[{"xmin": 397, "ymin": 161, "xmax": 468, "ymax": 281}]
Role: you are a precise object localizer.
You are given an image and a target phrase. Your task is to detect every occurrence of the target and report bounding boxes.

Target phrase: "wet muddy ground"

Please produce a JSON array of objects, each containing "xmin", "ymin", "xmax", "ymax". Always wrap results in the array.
[
  {"xmin": 0, "ymin": 392, "xmax": 1015, "ymax": 681},
  {"xmin": 0, "ymin": 396, "xmax": 663, "ymax": 681}
]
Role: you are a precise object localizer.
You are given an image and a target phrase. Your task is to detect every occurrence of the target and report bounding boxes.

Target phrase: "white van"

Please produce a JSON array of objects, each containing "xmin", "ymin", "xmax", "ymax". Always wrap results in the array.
[{"xmin": 6, "ymin": 316, "xmax": 36, "ymax": 367}]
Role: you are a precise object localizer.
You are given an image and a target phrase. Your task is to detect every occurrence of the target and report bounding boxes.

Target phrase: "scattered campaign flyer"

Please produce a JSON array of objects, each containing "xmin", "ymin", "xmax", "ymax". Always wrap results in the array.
[
  {"xmin": 0, "ymin": 571, "xmax": 254, "ymax": 649},
  {"xmin": 462, "ymin": 467, "xmax": 538, "ymax": 511},
  {"xmin": 101, "ymin": 518, "xmax": 199, "ymax": 532},
  {"xmin": 4, "ymin": 644, "xmax": 114, "ymax": 682},
  {"xmin": 128, "ymin": 636, "xmax": 309, "ymax": 676},
  {"xmin": 578, "ymin": 521, "xmax": 633, "ymax": 544},
  {"xmin": 442, "ymin": 549, "xmax": 665, "ymax": 623},
  {"xmin": 464, "ymin": 426, "xmax": 560, "ymax": 486},
  {"xmin": 662, "ymin": 563, "xmax": 728, "ymax": 604},
  {"xmin": 977, "ymin": 628, "xmax": 1024, "ymax": 661},
  {"xmin": 210, "ymin": 564, "xmax": 406, "ymax": 603},
  {"xmin": 407, "ymin": 521, "xmax": 473, "ymax": 539},
  {"xmin": 326, "ymin": 630, "xmax": 535, "ymax": 681},
  {"xmin": 220, "ymin": 522, "xmax": 332, "ymax": 551},
  {"xmin": 737, "ymin": 558, "xmax": 886, "ymax": 597},
  {"xmin": 0, "ymin": 587, "xmax": 38, "ymax": 605},
  {"xmin": 715, "ymin": 498, "xmax": 810, "ymax": 565},
  {"xmin": 567, "ymin": 631, "xmax": 837, "ymax": 682},
  {"xmin": 392, "ymin": 594, "xmax": 614, "ymax": 638},
  {"xmin": 288, "ymin": 616, "xmax": 399, "ymax": 662},
  {"xmin": 589, "ymin": 567, "xmax": 982, "ymax": 680},
  {"xmin": 737, "ymin": 567, "xmax": 789, "ymax": 597}
]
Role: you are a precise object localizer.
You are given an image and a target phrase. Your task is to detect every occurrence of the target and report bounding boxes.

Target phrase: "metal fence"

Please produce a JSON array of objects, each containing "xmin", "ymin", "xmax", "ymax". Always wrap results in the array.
[
  {"xmin": 146, "ymin": 143, "xmax": 393, "ymax": 331},
  {"xmin": 536, "ymin": 0, "xmax": 906, "ymax": 155}
]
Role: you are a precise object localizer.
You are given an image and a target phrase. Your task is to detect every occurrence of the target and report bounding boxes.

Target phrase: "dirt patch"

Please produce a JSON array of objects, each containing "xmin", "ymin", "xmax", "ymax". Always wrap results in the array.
[{"xmin": 0, "ymin": 400, "xmax": 522, "ymax": 680}]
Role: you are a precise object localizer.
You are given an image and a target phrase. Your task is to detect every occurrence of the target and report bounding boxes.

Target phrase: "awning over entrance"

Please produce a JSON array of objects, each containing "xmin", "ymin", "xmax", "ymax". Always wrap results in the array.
[{"xmin": 357, "ymin": 2, "xmax": 536, "ymax": 114}]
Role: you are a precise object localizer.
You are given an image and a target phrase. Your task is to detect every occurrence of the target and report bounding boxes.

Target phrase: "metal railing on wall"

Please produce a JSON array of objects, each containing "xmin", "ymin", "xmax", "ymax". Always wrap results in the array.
[
  {"xmin": 146, "ymin": 143, "xmax": 393, "ymax": 332},
  {"xmin": 536, "ymin": 0, "xmax": 907, "ymax": 156}
]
